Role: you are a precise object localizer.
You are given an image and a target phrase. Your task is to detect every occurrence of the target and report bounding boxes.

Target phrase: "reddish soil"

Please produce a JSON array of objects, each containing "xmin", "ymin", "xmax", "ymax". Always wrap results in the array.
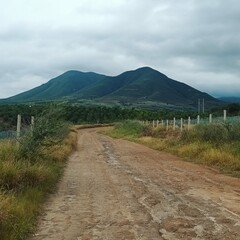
[{"xmin": 30, "ymin": 128, "xmax": 240, "ymax": 240}]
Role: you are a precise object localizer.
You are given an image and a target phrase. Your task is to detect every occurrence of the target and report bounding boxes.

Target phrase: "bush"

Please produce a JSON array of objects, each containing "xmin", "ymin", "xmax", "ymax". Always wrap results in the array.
[
  {"xmin": 18, "ymin": 110, "xmax": 69, "ymax": 161},
  {"xmin": 115, "ymin": 120, "xmax": 145, "ymax": 136},
  {"xmin": 229, "ymin": 123, "xmax": 240, "ymax": 141},
  {"xmin": 182, "ymin": 123, "xmax": 229, "ymax": 145}
]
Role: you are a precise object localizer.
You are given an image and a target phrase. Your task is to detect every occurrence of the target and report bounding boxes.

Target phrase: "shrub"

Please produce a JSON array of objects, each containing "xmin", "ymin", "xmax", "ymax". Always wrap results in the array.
[
  {"xmin": 229, "ymin": 123, "xmax": 240, "ymax": 141},
  {"xmin": 115, "ymin": 120, "xmax": 145, "ymax": 136},
  {"xmin": 18, "ymin": 110, "xmax": 69, "ymax": 161},
  {"xmin": 182, "ymin": 123, "xmax": 229, "ymax": 145}
]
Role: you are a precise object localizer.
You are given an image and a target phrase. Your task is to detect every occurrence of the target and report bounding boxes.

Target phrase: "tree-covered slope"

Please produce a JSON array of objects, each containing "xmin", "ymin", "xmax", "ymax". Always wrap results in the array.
[
  {"xmin": 74, "ymin": 67, "xmax": 218, "ymax": 106},
  {"xmin": 5, "ymin": 71, "xmax": 105, "ymax": 102}
]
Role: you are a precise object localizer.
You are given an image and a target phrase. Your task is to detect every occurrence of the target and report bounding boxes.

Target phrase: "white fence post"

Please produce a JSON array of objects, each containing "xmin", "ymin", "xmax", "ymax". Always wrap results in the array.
[
  {"xmin": 166, "ymin": 120, "xmax": 169, "ymax": 131},
  {"xmin": 187, "ymin": 116, "xmax": 191, "ymax": 130},
  {"xmin": 152, "ymin": 120, "xmax": 155, "ymax": 128},
  {"xmin": 173, "ymin": 117, "xmax": 176, "ymax": 130},
  {"xmin": 161, "ymin": 120, "xmax": 164, "ymax": 126},
  {"xmin": 197, "ymin": 115, "xmax": 200, "ymax": 124},
  {"xmin": 223, "ymin": 110, "xmax": 227, "ymax": 122},
  {"xmin": 209, "ymin": 114, "xmax": 212, "ymax": 123},
  {"xmin": 156, "ymin": 120, "xmax": 159, "ymax": 127},
  {"xmin": 17, "ymin": 114, "xmax": 21, "ymax": 141}
]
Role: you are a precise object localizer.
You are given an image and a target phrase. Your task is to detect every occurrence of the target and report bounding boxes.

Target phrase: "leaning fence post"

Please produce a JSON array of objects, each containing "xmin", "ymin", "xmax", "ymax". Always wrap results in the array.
[
  {"xmin": 209, "ymin": 114, "xmax": 212, "ymax": 123},
  {"xmin": 223, "ymin": 110, "xmax": 227, "ymax": 122},
  {"xmin": 173, "ymin": 117, "xmax": 176, "ymax": 130},
  {"xmin": 17, "ymin": 114, "xmax": 21, "ymax": 143},
  {"xmin": 187, "ymin": 116, "xmax": 191, "ymax": 130}
]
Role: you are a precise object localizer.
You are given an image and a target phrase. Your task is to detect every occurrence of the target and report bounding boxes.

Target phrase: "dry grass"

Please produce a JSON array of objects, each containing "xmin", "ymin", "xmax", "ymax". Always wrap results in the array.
[
  {"xmin": 0, "ymin": 140, "xmax": 18, "ymax": 162},
  {"xmin": 107, "ymin": 121, "xmax": 240, "ymax": 177},
  {"xmin": 48, "ymin": 129, "xmax": 78, "ymax": 162},
  {"xmin": 0, "ymin": 128, "xmax": 78, "ymax": 240}
]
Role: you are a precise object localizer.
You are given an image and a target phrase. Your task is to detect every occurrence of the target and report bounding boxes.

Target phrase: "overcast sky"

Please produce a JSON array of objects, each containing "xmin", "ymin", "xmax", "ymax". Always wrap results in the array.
[{"xmin": 1, "ymin": 0, "xmax": 240, "ymax": 98}]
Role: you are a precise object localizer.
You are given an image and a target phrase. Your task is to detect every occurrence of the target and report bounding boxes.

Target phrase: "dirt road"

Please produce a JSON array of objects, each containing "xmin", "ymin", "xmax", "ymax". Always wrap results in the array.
[{"xmin": 31, "ymin": 128, "xmax": 240, "ymax": 240}]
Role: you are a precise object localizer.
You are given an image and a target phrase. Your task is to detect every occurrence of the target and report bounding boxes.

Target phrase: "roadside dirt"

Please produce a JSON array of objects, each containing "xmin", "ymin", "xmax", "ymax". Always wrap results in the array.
[{"xmin": 30, "ymin": 128, "xmax": 240, "ymax": 240}]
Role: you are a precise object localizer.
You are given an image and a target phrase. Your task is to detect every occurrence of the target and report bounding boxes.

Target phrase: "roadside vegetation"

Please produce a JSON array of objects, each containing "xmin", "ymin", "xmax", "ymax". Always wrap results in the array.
[
  {"xmin": 107, "ymin": 120, "xmax": 240, "ymax": 177},
  {"xmin": 1, "ymin": 102, "xmax": 239, "ymax": 131},
  {"xmin": 0, "ymin": 110, "xmax": 78, "ymax": 240}
]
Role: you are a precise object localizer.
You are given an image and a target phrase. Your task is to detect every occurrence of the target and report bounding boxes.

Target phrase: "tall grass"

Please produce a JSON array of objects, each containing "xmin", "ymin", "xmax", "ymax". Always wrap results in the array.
[
  {"xmin": 107, "ymin": 120, "xmax": 240, "ymax": 177},
  {"xmin": 0, "ymin": 125, "xmax": 78, "ymax": 239}
]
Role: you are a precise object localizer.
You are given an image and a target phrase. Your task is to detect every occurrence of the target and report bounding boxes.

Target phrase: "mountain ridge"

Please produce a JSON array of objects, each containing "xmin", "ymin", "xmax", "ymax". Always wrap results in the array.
[{"xmin": 2, "ymin": 67, "xmax": 221, "ymax": 109}]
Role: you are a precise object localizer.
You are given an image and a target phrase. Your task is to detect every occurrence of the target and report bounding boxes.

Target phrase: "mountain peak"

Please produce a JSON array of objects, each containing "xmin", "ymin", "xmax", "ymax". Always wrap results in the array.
[
  {"xmin": 134, "ymin": 66, "xmax": 167, "ymax": 77},
  {"xmin": 136, "ymin": 66, "xmax": 154, "ymax": 71},
  {"xmin": 2, "ymin": 67, "xmax": 220, "ymax": 109}
]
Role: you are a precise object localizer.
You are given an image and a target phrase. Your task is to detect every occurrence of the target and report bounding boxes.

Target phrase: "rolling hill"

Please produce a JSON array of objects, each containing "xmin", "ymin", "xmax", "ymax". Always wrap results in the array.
[
  {"xmin": 2, "ymin": 67, "xmax": 221, "ymax": 108},
  {"xmin": 5, "ymin": 71, "xmax": 105, "ymax": 102}
]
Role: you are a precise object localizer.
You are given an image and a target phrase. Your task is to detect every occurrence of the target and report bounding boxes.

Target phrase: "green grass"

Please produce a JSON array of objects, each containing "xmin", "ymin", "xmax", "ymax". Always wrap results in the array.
[
  {"xmin": 105, "ymin": 120, "xmax": 240, "ymax": 177},
  {"xmin": 0, "ymin": 129, "xmax": 78, "ymax": 240}
]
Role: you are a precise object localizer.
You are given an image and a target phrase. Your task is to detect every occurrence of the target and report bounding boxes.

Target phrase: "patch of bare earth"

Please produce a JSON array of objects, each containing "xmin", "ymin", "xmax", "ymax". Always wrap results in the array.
[{"xmin": 30, "ymin": 128, "xmax": 240, "ymax": 240}]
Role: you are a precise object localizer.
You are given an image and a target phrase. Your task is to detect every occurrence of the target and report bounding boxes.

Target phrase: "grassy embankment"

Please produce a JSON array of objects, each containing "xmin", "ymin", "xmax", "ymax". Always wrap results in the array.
[
  {"xmin": 0, "ymin": 120, "xmax": 78, "ymax": 240},
  {"xmin": 106, "ymin": 120, "xmax": 240, "ymax": 177}
]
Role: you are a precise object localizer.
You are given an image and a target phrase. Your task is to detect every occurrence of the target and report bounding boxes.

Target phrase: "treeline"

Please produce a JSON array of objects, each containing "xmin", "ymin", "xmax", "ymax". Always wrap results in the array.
[
  {"xmin": 0, "ymin": 104, "xmax": 46, "ymax": 131},
  {"xmin": 1, "ymin": 102, "xmax": 239, "ymax": 130},
  {"xmin": 0, "ymin": 104, "xmax": 197, "ymax": 129},
  {"xmin": 60, "ymin": 105, "xmax": 195, "ymax": 123}
]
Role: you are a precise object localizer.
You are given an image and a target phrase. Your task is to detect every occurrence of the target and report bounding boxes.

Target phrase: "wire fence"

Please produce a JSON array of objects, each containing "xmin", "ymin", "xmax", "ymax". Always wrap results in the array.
[
  {"xmin": 0, "ymin": 114, "xmax": 34, "ymax": 140},
  {"xmin": 142, "ymin": 111, "xmax": 240, "ymax": 131}
]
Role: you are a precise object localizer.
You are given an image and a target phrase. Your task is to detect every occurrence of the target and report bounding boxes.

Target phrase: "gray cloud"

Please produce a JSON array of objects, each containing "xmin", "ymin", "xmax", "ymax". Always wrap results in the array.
[{"xmin": 0, "ymin": 0, "xmax": 239, "ymax": 98}]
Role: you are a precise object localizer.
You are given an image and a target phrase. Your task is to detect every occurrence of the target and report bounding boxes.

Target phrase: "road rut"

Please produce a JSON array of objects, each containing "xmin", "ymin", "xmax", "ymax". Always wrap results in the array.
[{"xmin": 30, "ymin": 128, "xmax": 240, "ymax": 240}]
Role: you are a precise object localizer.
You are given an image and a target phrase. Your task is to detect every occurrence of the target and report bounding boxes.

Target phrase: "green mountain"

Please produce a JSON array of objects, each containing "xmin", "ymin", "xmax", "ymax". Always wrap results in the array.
[
  {"xmin": 74, "ymin": 67, "xmax": 219, "ymax": 107},
  {"xmin": 2, "ymin": 67, "xmax": 221, "ymax": 108},
  {"xmin": 5, "ymin": 71, "xmax": 105, "ymax": 102}
]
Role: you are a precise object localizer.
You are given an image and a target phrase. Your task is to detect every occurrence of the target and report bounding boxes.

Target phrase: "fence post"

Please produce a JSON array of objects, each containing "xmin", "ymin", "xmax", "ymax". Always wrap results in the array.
[
  {"xmin": 17, "ymin": 114, "xmax": 21, "ymax": 142},
  {"xmin": 166, "ymin": 120, "xmax": 169, "ymax": 131},
  {"xmin": 156, "ymin": 120, "xmax": 159, "ymax": 127},
  {"xmin": 223, "ymin": 110, "xmax": 227, "ymax": 122},
  {"xmin": 187, "ymin": 116, "xmax": 191, "ymax": 130},
  {"xmin": 173, "ymin": 117, "xmax": 176, "ymax": 130},
  {"xmin": 180, "ymin": 118, "xmax": 183, "ymax": 132},
  {"xmin": 152, "ymin": 120, "xmax": 155, "ymax": 128},
  {"xmin": 161, "ymin": 120, "xmax": 164, "ymax": 126},
  {"xmin": 209, "ymin": 114, "xmax": 212, "ymax": 123},
  {"xmin": 197, "ymin": 115, "xmax": 200, "ymax": 124}
]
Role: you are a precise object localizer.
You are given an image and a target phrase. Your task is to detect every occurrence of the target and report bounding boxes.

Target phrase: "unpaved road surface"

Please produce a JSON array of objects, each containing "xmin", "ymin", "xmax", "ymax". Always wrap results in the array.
[{"xmin": 31, "ymin": 128, "xmax": 240, "ymax": 240}]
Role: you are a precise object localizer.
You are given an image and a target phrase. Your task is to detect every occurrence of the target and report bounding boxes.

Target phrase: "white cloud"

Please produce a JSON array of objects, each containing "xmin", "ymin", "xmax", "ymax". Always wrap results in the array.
[{"xmin": 0, "ymin": 0, "xmax": 240, "ymax": 98}]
